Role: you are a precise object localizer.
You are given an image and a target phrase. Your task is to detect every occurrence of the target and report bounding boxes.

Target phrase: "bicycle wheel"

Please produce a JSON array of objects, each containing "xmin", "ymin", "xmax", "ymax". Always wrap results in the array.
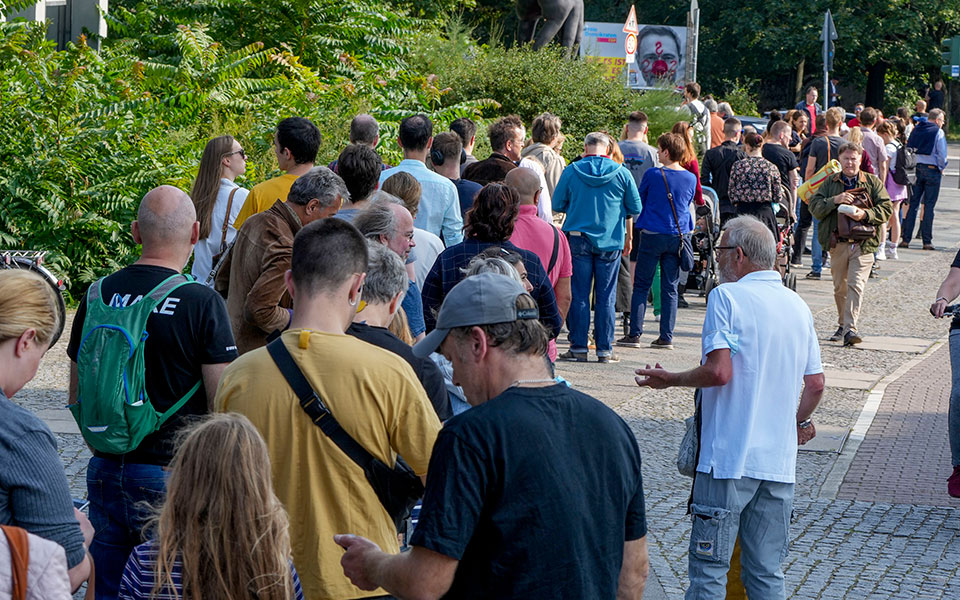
[{"xmin": 5, "ymin": 256, "xmax": 67, "ymax": 347}]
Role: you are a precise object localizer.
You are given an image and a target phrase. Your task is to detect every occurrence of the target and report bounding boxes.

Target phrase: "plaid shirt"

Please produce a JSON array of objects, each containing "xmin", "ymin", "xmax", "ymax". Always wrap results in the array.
[{"xmin": 421, "ymin": 239, "xmax": 563, "ymax": 337}]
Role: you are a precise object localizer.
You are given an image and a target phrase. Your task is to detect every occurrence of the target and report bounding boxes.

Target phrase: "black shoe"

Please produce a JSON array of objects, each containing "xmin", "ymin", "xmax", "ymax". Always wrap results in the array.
[
  {"xmin": 843, "ymin": 330, "xmax": 863, "ymax": 346},
  {"xmin": 923, "ymin": 244, "xmax": 937, "ymax": 251},
  {"xmin": 616, "ymin": 335, "xmax": 642, "ymax": 348},
  {"xmin": 828, "ymin": 327, "xmax": 844, "ymax": 342},
  {"xmin": 558, "ymin": 350, "xmax": 587, "ymax": 362},
  {"xmin": 650, "ymin": 337, "xmax": 675, "ymax": 350},
  {"xmin": 898, "ymin": 241, "xmax": 909, "ymax": 249},
  {"xmin": 598, "ymin": 353, "xmax": 621, "ymax": 363},
  {"xmin": 805, "ymin": 271, "xmax": 821, "ymax": 280},
  {"xmin": 803, "ymin": 247, "xmax": 812, "ymax": 255},
  {"xmin": 677, "ymin": 296, "xmax": 690, "ymax": 309}
]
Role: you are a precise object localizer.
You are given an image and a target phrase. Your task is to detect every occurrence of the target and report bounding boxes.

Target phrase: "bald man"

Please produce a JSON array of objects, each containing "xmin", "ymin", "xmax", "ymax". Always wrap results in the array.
[
  {"xmin": 507, "ymin": 168, "xmax": 573, "ymax": 347},
  {"xmin": 66, "ymin": 185, "xmax": 238, "ymax": 597}
]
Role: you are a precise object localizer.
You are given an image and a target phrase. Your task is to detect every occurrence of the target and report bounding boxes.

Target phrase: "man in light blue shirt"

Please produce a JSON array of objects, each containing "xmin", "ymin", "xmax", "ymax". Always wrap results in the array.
[
  {"xmin": 903, "ymin": 108, "xmax": 948, "ymax": 250},
  {"xmin": 636, "ymin": 216, "xmax": 824, "ymax": 600},
  {"xmin": 379, "ymin": 114, "xmax": 463, "ymax": 246}
]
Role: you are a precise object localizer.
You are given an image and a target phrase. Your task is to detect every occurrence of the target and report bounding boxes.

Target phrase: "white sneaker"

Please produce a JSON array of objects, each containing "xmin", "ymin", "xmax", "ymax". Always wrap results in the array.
[
  {"xmin": 875, "ymin": 247, "xmax": 886, "ymax": 261},
  {"xmin": 885, "ymin": 241, "xmax": 898, "ymax": 260}
]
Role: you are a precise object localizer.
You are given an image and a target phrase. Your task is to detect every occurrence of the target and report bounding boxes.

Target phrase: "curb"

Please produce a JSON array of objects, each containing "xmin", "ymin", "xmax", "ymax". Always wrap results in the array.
[{"xmin": 819, "ymin": 335, "xmax": 947, "ymax": 499}]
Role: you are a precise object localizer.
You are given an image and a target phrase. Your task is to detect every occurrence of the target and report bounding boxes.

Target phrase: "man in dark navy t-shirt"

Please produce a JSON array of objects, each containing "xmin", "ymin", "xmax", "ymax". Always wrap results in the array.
[{"xmin": 336, "ymin": 273, "xmax": 649, "ymax": 599}]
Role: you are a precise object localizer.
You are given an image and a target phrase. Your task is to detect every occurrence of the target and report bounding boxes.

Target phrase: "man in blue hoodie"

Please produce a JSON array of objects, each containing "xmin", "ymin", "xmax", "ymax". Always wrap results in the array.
[
  {"xmin": 553, "ymin": 132, "xmax": 642, "ymax": 363},
  {"xmin": 901, "ymin": 108, "xmax": 948, "ymax": 250}
]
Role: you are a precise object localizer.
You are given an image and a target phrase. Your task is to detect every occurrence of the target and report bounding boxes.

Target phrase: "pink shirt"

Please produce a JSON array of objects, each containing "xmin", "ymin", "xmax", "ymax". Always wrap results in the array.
[
  {"xmin": 510, "ymin": 205, "xmax": 572, "ymax": 286},
  {"xmin": 511, "ymin": 204, "xmax": 572, "ymax": 362}
]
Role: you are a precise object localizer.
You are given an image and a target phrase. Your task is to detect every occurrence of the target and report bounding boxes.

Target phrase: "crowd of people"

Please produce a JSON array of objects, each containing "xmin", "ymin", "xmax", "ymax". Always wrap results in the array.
[{"xmin": 0, "ymin": 78, "xmax": 949, "ymax": 599}]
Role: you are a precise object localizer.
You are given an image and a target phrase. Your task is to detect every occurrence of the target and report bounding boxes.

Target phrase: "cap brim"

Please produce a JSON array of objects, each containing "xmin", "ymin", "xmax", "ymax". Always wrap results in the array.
[{"xmin": 413, "ymin": 328, "xmax": 450, "ymax": 359}]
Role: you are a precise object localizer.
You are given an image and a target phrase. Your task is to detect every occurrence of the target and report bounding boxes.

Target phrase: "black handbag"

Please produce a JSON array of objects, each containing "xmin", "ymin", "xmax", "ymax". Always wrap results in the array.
[
  {"xmin": 660, "ymin": 168, "xmax": 696, "ymax": 272},
  {"xmin": 266, "ymin": 338, "xmax": 424, "ymax": 531}
]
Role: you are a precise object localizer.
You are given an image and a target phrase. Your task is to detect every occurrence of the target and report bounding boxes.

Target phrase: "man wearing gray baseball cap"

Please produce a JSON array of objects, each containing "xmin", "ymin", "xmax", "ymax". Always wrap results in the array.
[{"xmin": 336, "ymin": 272, "xmax": 650, "ymax": 599}]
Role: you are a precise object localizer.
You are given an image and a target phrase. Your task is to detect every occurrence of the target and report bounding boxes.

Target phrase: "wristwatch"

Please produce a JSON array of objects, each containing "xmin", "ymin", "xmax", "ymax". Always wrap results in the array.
[
  {"xmin": 936, "ymin": 297, "xmax": 949, "ymax": 304},
  {"xmin": 798, "ymin": 419, "xmax": 813, "ymax": 429}
]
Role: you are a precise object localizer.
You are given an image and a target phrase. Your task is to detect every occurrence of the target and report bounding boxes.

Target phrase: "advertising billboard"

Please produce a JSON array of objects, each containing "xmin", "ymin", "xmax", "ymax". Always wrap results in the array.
[{"xmin": 580, "ymin": 22, "xmax": 687, "ymax": 90}]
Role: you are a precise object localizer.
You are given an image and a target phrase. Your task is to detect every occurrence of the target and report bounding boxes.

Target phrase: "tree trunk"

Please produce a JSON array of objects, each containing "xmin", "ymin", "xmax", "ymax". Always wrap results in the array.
[
  {"xmin": 795, "ymin": 58, "xmax": 805, "ymax": 103},
  {"xmin": 865, "ymin": 62, "xmax": 888, "ymax": 109}
]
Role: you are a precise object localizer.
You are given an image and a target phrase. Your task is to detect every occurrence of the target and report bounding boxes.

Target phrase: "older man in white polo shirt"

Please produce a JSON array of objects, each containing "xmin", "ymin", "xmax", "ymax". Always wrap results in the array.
[{"xmin": 634, "ymin": 215, "xmax": 825, "ymax": 599}]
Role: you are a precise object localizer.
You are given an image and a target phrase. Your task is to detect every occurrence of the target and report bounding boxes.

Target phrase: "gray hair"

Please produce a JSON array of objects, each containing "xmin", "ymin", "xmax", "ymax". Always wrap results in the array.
[
  {"xmin": 929, "ymin": 108, "xmax": 945, "ymax": 122},
  {"xmin": 350, "ymin": 114, "xmax": 379, "ymax": 145},
  {"xmin": 584, "ymin": 131, "xmax": 610, "ymax": 152},
  {"xmin": 363, "ymin": 240, "xmax": 407, "ymax": 304},
  {"xmin": 287, "ymin": 166, "xmax": 349, "ymax": 207},
  {"xmin": 717, "ymin": 102, "xmax": 733, "ymax": 117},
  {"xmin": 704, "ymin": 98, "xmax": 719, "ymax": 113},
  {"xmin": 723, "ymin": 215, "xmax": 777, "ymax": 269},
  {"xmin": 369, "ymin": 190, "xmax": 403, "ymax": 206},
  {"xmin": 462, "ymin": 255, "xmax": 523, "ymax": 283},
  {"xmin": 353, "ymin": 201, "xmax": 397, "ymax": 241}
]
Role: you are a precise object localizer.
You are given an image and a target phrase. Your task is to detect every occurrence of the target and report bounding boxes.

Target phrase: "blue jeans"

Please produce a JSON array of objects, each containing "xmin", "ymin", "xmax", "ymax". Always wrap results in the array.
[
  {"xmin": 686, "ymin": 470, "xmax": 793, "ymax": 600},
  {"xmin": 628, "ymin": 232, "xmax": 680, "ymax": 341},
  {"xmin": 950, "ymin": 330, "xmax": 960, "ymax": 466},
  {"xmin": 568, "ymin": 234, "xmax": 620, "ymax": 356},
  {"xmin": 902, "ymin": 164, "xmax": 943, "ymax": 245},
  {"xmin": 811, "ymin": 219, "xmax": 822, "ymax": 273},
  {"xmin": 87, "ymin": 457, "xmax": 168, "ymax": 599}
]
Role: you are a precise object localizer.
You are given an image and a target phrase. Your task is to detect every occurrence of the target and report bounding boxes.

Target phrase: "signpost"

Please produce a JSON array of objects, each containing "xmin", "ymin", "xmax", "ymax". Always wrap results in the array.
[
  {"xmin": 686, "ymin": 0, "xmax": 700, "ymax": 83},
  {"xmin": 623, "ymin": 5, "xmax": 639, "ymax": 81},
  {"xmin": 821, "ymin": 10, "xmax": 837, "ymax": 110}
]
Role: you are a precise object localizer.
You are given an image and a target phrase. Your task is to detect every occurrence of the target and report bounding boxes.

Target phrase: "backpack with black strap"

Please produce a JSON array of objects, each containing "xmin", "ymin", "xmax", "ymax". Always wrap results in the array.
[
  {"xmin": 70, "ymin": 274, "xmax": 203, "ymax": 454},
  {"xmin": 892, "ymin": 140, "xmax": 917, "ymax": 186}
]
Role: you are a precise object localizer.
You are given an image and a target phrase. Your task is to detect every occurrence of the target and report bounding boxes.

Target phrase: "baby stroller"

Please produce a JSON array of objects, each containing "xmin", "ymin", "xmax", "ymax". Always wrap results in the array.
[
  {"xmin": 774, "ymin": 185, "xmax": 797, "ymax": 291},
  {"xmin": 689, "ymin": 186, "xmax": 721, "ymax": 297}
]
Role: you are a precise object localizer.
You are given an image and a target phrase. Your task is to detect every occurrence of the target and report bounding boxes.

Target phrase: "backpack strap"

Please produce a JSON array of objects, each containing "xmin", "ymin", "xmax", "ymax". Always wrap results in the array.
[
  {"xmin": 146, "ymin": 274, "xmax": 202, "ymax": 424},
  {"xmin": 266, "ymin": 337, "xmax": 379, "ymax": 471},
  {"xmin": 547, "ymin": 226, "xmax": 560, "ymax": 274},
  {"xmin": 2, "ymin": 525, "xmax": 29, "ymax": 600},
  {"xmin": 219, "ymin": 188, "xmax": 239, "ymax": 254}
]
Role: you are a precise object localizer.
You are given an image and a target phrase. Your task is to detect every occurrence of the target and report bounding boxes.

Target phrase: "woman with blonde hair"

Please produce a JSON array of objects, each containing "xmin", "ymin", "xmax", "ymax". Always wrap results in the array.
[
  {"xmin": 118, "ymin": 412, "xmax": 303, "ymax": 599},
  {"xmin": 189, "ymin": 135, "xmax": 249, "ymax": 285},
  {"xmin": 0, "ymin": 270, "xmax": 93, "ymax": 596}
]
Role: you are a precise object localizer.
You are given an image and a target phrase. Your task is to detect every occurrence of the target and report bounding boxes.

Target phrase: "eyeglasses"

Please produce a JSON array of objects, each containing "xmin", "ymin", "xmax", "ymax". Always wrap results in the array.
[
  {"xmin": 715, "ymin": 245, "xmax": 740, "ymax": 252},
  {"xmin": 224, "ymin": 149, "xmax": 246, "ymax": 159}
]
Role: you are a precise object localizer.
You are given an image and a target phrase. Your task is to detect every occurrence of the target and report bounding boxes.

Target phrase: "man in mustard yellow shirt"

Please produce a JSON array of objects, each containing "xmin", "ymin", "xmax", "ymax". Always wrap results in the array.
[
  {"xmin": 215, "ymin": 217, "xmax": 441, "ymax": 600},
  {"xmin": 233, "ymin": 116, "xmax": 322, "ymax": 229}
]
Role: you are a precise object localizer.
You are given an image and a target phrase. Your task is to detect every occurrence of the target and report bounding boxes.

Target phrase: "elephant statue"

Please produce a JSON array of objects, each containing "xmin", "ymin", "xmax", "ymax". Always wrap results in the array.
[{"xmin": 516, "ymin": 0, "xmax": 584, "ymax": 51}]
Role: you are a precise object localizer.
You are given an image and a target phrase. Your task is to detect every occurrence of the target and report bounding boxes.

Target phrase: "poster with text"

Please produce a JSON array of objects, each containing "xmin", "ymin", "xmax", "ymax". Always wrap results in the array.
[{"xmin": 580, "ymin": 22, "xmax": 687, "ymax": 90}]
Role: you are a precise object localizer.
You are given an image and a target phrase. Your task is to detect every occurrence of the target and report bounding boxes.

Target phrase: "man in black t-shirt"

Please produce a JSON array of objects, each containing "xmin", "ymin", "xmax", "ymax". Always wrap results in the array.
[
  {"xmin": 67, "ymin": 186, "xmax": 237, "ymax": 597},
  {"xmin": 763, "ymin": 121, "xmax": 801, "ymax": 221},
  {"xmin": 701, "ymin": 117, "xmax": 745, "ymax": 221},
  {"xmin": 335, "ymin": 273, "xmax": 649, "ymax": 599},
  {"xmin": 347, "ymin": 242, "xmax": 451, "ymax": 420}
]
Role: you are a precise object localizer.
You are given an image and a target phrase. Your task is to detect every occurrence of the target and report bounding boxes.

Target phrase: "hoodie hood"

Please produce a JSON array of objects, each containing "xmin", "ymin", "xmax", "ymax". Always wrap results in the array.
[{"xmin": 571, "ymin": 156, "xmax": 623, "ymax": 187}]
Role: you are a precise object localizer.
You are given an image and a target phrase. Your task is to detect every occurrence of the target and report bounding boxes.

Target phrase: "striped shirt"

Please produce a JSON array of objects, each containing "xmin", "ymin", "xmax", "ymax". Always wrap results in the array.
[{"xmin": 118, "ymin": 540, "xmax": 304, "ymax": 599}]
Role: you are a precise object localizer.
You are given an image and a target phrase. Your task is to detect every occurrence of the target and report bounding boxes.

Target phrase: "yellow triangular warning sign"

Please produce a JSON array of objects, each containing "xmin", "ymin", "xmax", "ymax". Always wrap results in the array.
[{"xmin": 623, "ymin": 5, "xmax": 639, "ymax": 34}]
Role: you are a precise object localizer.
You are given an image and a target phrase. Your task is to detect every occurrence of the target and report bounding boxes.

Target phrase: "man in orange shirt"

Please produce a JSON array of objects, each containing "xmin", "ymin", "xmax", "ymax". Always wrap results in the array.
[
  {"xmin": 705, "ymin": 99, "xmax": 724, "ymax": 149},
  {"xmin": 233, "ymin": 117, "xmax": 321, "ymax": 229}
]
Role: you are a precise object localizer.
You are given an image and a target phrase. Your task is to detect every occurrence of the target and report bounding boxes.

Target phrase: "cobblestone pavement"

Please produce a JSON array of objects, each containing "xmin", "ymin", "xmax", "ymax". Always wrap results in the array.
[{"xmin": 14, "ymin": 149, "xmax": 960, "ymax": 599}]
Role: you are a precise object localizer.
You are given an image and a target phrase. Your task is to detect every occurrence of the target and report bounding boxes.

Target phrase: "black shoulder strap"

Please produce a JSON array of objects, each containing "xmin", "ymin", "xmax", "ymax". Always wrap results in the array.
[
  {"xmin": 266, "ymin": 338, "xmax": 377, "ymax": 470},
  {"xmin": 548, "ymin": 225, "xmax": 560, "ymax": 274}
]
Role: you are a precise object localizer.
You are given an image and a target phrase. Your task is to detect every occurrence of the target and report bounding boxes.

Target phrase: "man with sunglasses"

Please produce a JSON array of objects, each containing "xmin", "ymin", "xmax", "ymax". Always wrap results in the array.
[{"xmin": 636, "ymin": 215, "xmax": 824, "ymax": 600}]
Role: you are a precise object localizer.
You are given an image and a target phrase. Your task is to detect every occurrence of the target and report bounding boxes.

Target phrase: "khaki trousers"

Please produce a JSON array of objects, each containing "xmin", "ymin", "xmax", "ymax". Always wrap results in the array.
[{"xmin": 830, "ymin": 242, "xmax": 874, "ymax": 333}]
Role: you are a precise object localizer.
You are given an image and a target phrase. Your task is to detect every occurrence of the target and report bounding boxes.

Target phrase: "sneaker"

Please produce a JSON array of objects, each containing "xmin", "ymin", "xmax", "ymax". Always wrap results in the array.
[
  {"xmin": 654, "ymin": 314, "xmax": 661, "ymax": 322},
  {"xmin": 597, "ymin": 353, "xmax": 621, "ymax": 364},
  {"xmin": 885, "ymin": 242, "xmax": 898, "ymax": 260},
  {"xmin": 828, "ymin": 327, "xmax": 844, "ymax": 342},
  {"xmin": 677, "ymin": 296, "xmax": 690, "ymax": 309},
  {"xmin": 948, "ymin": 466, "xmax": 960, "ymax": 498},
  {"xmin": 875, "ymin": 248, "xmax": 886, "ymax": 261},
  {"xmin": 843, "ymin": 330, "xmax": 863, "ymax": 346},
  {"xmin": 790, "ymin": 261, "xmax": 803, "ymax": 268},
  {"xmin": 805, "ymin": 271, "xmax": 821, "ymax": 280},
  {"xmin": 650, "ymin": 337, "xmax": 674, "ymax": 350},
  {"xmin": 558, "ymin": 350, "xmax": 587, "ymax": 362},
  {"xmin": 616, "ymin": 335, "xmax": 641, "ymax": 348}
]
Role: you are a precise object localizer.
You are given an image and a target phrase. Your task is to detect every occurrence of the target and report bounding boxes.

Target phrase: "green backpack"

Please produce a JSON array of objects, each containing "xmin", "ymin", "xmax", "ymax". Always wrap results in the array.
[{"xmin": 70, "ymin": 273, "xmax": 202, "ymax": 454}]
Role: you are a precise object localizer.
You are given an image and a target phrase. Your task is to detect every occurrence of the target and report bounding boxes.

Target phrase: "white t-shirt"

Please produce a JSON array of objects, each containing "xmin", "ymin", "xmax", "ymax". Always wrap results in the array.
[
  {"xmin": 517, "ymin": 157, "xmax": 553, "ymax": 222},
  {"xmin": 411, "ymin": 227, "xmax": 444, "ymax": 291},
  {"xmin": 697, "ymin": 270, "xmax": 822, "ymax": 483},
  {"xmin": 191, "ymin": 179, "xmax": 249, "ymax": 285}
]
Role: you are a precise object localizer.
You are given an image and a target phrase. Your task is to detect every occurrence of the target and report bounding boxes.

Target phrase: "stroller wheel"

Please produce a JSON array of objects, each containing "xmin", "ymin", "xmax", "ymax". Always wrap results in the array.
[
  {"xmin": 705, "ymin": 277, "xmax": 718, "ymax": 298},
  {"xmin": 785, "ymin": 272, "xmax": 797, "ymax": 291}
]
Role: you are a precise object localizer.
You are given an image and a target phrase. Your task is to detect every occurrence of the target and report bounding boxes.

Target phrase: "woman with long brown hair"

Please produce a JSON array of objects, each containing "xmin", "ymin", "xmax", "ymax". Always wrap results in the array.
[
  {"xmin": 189, "ymin": 135, "xmax": 248, "ymax": 285},
  {"xmin": 117, "ymin": 413, "xmax": 303, "ymax": 599},
  {"xmin": 670, "ymin": 121, "xmax": 704, "ymax": 207}
]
